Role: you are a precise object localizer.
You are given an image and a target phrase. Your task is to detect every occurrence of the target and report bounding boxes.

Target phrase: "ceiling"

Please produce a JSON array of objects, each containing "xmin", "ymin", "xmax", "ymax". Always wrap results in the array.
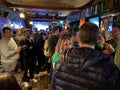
[{"xmin": 3, "ymin": 0, "xmax": 92, "ymax": 21}]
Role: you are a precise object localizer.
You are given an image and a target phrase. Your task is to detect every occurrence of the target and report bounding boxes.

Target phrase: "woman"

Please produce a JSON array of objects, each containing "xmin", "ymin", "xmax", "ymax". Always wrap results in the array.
[
  {"xmin": 0, "ymin": 73, "xmax": 22, "ymax": 90},
  {"xmin": 52, "ymin": 35, "xmax": 72, "ymax": 69}
]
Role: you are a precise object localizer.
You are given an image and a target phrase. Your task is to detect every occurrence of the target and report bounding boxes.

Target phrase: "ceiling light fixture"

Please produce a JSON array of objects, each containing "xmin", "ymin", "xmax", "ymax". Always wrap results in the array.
[
  {"xmin": 13, "ymin": 8, "xmax": 16, "ymax": 11},
  {"xmin": 29, "ymin": 21, "xmax": 33, "ymax": 24},
  {"xmin": 19, "ymin": 12, "xmax": 25, "ymax": 18}
]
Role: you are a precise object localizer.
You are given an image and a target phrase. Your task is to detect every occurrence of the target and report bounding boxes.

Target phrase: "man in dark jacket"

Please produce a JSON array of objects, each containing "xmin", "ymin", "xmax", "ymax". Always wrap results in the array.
[
  {"xmin": 52, "ymin": 22, "xmax": 120, "ymax": 90},
  {"xmin": 19, "ymin": 29, "xmax": 37, "ymax": 87},
  {"xmin": 47, "ymin": 26, "xmax": 59, "ymax": 81}
]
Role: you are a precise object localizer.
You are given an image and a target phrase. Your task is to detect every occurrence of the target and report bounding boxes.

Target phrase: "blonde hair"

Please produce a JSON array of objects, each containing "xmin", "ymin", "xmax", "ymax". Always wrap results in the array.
[
  {"xmin": 55, "ymin": 35, "xmax": 71, "ymax": 54},
  {"xmin": 55, "ymin": 38, "xmax": 62, "ymax": 54}
]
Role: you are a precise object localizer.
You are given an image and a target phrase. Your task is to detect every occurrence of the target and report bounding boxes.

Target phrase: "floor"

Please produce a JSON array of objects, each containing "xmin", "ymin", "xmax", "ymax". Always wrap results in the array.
[{"xmin": 14, "ymin": 71, "xmax": 50, "ymax": 90}]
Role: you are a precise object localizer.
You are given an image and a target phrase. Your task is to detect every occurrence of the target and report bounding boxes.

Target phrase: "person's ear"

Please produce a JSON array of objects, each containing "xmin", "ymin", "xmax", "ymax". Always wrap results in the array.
[
  {"xmin": 77, "ymin": 35, "xmax": 81, "ymax": 43},
  {"xmin": 77, "ymin": 35, "xmax": 82, "ymax": 46}
]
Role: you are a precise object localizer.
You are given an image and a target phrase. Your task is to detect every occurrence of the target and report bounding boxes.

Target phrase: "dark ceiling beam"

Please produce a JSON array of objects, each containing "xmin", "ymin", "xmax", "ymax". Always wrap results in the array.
[
  {"xmin": 0, "ymin": 0, "xmax": 6, "ymax": 5},
  {"xmin": 26, "ymin": 18, "xmax": 52, "ymax": 22},
  {"xmin": 26, "ymin": 14, "xmax": 66, "ymax": 19},
  {"xmin": 26, "ymin": 17, "xmax": 65, "ymax": 22},
  {"xmin": 4, "ymin": 1, "xmax": 79, "ymax": 10}
]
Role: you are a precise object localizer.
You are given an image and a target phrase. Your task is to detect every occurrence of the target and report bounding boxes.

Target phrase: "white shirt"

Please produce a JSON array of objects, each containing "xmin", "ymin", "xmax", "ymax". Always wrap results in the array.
[{"xmin": 0, "ymin": 38, "xmax": 19, "ymax": 63}]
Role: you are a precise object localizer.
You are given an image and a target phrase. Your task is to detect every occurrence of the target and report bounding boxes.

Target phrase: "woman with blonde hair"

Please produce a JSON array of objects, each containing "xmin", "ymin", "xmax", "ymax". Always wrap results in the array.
[{"xmin": 52, "ymin": 35, "xmax": 72, "ymax": 68}]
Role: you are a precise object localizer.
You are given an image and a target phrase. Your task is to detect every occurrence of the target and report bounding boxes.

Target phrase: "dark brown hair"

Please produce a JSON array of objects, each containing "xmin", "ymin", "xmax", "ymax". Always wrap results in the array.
[
  {"xmin": 0, "ymin": 73, "xmax": 22, "ymax": 90},
  {"xmin": 51, "ymin": 26, "xmax": 59, "ymax": 33},
  {"xmin": 2, "ymin": 27, "xmax": 11, "ymax": 33},
  {"xmin": 79, "ymin": 22, "xmax": 99, "ymax": 45}
]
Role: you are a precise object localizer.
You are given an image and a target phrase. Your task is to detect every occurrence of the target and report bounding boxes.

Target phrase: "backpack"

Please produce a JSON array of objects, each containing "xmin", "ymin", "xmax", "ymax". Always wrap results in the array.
[{"xmin": 44, "ymin": 39, "xmax": 51, "ymax": 57}]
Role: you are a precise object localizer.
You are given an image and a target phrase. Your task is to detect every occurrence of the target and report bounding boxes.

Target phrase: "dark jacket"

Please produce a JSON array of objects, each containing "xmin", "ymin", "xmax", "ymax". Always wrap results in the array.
[
  {"xmin": 47, "ymin": 35, "xmax": 59, "ymax": 57},
  {"xmin": 19, "ymin": 38, "xmax": 35, "ymax": 64},
  {"xmin": 36, "ymin": 33, "xmax": 45, "ymax": 54},
  {"xmin": 52, "ymin": 47, "xmax": 120, "ymax": 90}
]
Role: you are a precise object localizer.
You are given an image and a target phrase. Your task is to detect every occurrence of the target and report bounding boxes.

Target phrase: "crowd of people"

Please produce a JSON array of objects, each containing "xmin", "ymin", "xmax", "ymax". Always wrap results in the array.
[{"xmin": 0, "ymin": 22, "xmax": 120, "ymax": 90}]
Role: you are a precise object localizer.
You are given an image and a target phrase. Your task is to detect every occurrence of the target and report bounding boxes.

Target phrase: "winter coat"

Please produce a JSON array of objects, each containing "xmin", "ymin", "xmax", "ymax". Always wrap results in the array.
[{"xmin": 52, "ymin": 47, "xmax": 120, "ymax": 90}]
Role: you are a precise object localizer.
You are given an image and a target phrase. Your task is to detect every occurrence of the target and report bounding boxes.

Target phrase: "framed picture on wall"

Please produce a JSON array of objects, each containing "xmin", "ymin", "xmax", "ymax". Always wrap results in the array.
[
  {"xmin": 113, "ymin": 15, "xmax": 120, "ymax": 24},
  {"xmin": 97, "ymin": 2, "xmax": 102, "ymax": 13},
  {"xmin": 86, "ymin": 6, "xmax": 92, "ymax": 17},
  {"xmin": 91, "ymin": 5, "xmax": 95, "ymax": 15},
  {"xmin": 113, "ymin": 0, "xmax": 120, "ymax": 7},
  {"xmin": 81, "ymin": 10, "xmax": 86, "ymax": 18},
  {"xmin": 102, "ymin": 0, "xmax": 109, "ymax": 11}
]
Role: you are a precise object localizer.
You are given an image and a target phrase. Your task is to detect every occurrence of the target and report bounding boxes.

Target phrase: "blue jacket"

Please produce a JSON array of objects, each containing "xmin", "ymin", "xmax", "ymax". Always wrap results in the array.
[{"xmin": 52, "ymin": 47, "xmax": 120, "ymax": 90}]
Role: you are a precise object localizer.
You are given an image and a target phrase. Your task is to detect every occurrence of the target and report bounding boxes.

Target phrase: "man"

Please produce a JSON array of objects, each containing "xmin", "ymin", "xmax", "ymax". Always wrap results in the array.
[
  {"xmin": 46, "ymin": 26, "xmax": 59, "ymax": 58},
  {"xmin": 35, "ymin": 32, "xmax": 47, "ymax": 72},
  {"xmin": 13, "ymin": 29, "xmax": 25, "ymax": 72},
  {"xmin": 19, "ymin": 29, "xmax": 37, "ymax": 87},
  {"xmin": 52, "ymin": 22, "xmax": 120, "ymax": 90},
  {"xmin": 14, "ymin": 29, "xmax": 24, "ymax": 45},
  {"xmin": 0, "ymin": 27, "xmax": 21, "ymax": 72},
  {"xmin": 112, "ymin": 24, "xmax": 120, "ymax": 69},
  {"xmin": 44, "ymin": 26, "xmax": 59, "ymax": 72}
]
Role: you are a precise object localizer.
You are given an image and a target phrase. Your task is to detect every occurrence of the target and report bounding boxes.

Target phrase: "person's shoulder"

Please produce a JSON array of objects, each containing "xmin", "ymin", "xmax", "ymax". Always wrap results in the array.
[
  {"xmin": 49, "ymin": 35, "xmax": 58, "ymax": 39},
  {"xmin": 71, "ymin": 47, "xmax": 98, "ymax": 54},
  {"xmin": 0, "ymin": 38, "xmax": 6, "ymax": 44},
  {"xmin": 107, "ymin": 61, "xmax": 120, "ymax": 70},
  {"xmin": 101, "ymin": 60, "xmax": 120, "ymax": 76},
  {"xmin": 0, "ymin": 39, "xmax": 2, "ymax": 45}
]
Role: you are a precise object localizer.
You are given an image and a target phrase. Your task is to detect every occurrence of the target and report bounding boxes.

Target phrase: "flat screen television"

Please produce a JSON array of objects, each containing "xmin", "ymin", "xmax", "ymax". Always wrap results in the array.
[
  {"xmin": 108, "ymin": 17, "xmax": 113, "ymax": 32},
  {"xmin": 32, "ymin": 22, "xmax": 49, "ymax": 31},
  {"xmin": 89, "ymin": 17, "xmax": 99, "ymax": 27}
]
